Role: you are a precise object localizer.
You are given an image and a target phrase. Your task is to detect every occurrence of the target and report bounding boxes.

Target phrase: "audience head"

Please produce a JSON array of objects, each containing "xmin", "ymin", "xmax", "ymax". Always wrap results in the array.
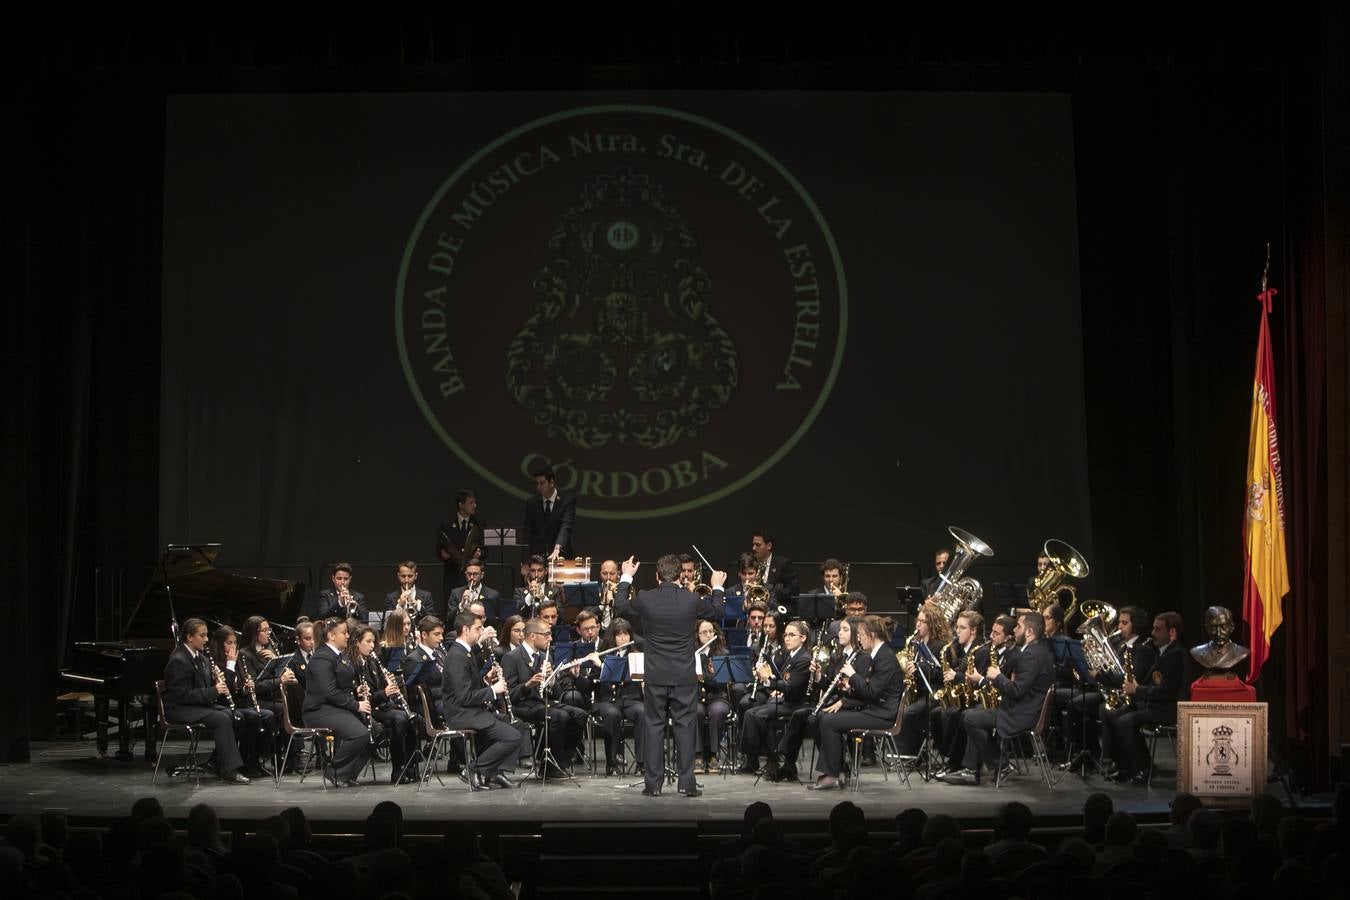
[
  {"xmin": 1251, "ymin": 791, "xmax": 1286, "ymax": 836},
  {"xmin": 1187, "ymin": 807, "xmax": 1221, "ymax": 851},
  {"xmin": 279, "ymin": 807, "xmax": 311, "ymax": 850},
  {"xmin": 1133, "ymin": 829, "xmax": 1168, "ymax": 867},
  {"xmin": 39, "ymin": 811, "xmax": 67, "ymax": 850},
  {"xmin": 364, "ymin": 811, "xmax": 400, "ymax": 851},
  {"xmin": 828, "ymin": 800, "xmax": 865, "ymax": 844},
  {"xmin": 1169, "ymin": 791, "xmax": 1203, "ymax": 828},
  {"xmin": 4, "ymin": 815, "xmax": 40, "ymax": 861},
  {"xmin": 1103, "ymin": 811, "xmax": 1137, "ymax": 847},
  {"xmin": 895, "ymin": 807, "xmax": 928, "ymax": 850},
  {"xmin": 1278, "ymin": 815, "xmax": 1313, "ymax": 861},
  {"xmin": 923, "ymin": 814, "xmax": 962, "ymax": 847},
  {"xmin": 1081, "ymin": 792, "xmax": 1113, "ymax": 843},
  {"xmin": 742, "ymin": 801, "xmax": 773, "ymax": 837},
  {"xmin": 187, "ymin": 803, "xmax": 221, "ymax": 850},
  {"xmin": 994, "ymin": 801, "xmax": 1033, "ymax": 841},
  {"xmin": 130, "ymin": 796, "xmax": 164, "ymax": 823}
]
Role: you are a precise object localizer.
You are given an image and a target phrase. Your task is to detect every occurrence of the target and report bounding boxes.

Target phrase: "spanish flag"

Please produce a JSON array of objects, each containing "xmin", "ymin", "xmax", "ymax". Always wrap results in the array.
[{"xmin": 1242, "ymin": 287, "xmax": 1291, "ymax": 683}]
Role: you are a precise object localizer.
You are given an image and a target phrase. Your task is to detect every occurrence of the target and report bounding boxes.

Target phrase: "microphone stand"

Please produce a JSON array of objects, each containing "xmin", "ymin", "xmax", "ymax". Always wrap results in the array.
[{"xmin": 537, "ymin": 657, "xmax": 581, "ymax": 788}]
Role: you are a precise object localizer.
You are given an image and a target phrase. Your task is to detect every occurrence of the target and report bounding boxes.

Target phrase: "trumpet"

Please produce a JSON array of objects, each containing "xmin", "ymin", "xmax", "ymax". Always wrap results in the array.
[
  {"xmin": 811, "ymin": 649, "xmax": 859, "ymax": 716},
  {"xmin": 399, "ymin": 583, "xmax": 422, "ymax": 617},
  {"xmin": 338, "ymin": 585, "xmax": 357, "ymax": 617}
]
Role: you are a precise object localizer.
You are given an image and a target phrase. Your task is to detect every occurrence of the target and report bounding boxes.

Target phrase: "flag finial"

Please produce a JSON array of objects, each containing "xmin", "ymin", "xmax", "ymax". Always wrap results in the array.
[{"xmin": 1258, "ymin": 242, "xmax": 1277, "ymax": 314}]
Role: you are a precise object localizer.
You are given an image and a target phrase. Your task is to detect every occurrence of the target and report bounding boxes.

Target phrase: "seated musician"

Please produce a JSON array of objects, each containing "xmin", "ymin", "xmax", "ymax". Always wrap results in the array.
[
  {"xmin": 378, "ymin": 608, "xmax": 412, "ymax": 673},
  {"xmin": 723, "ymin": 553, "xmax": 762, "ymax": 624},
  {"xmin": 209, "ymin": 626, "xmax": 276, "ymax": 778},
  {"xmin": 402, "ymin": 616, "xmax": 447, "ymax": 713},
  {"xmin": 897, "ymin": 602, "xmax": 948, "ymax": 757},
  {"xmin": 501, "ymin": 615, "xmax": 527, "ymax": 655},
  {"xmin": 1041, "ymin": 604, "xmax": 1080, "ymax": 761},
  {"xmin": 285, "ymin": 620, "xmax": 316, "ymax": 687},
  {"xmin": 766, "ymin": 616, "xmax": 862, "ymax": 783},
  {"xmin": 383, "ymin": 560, "xmax": 433, "ymax": 628},
  {"xmin": 161, "ymin": 618, "xmax": 253, "ymax": 784},
  {"xmin": 737, "ymin": 619, "xmax": 811, "ymax": 776},
  {"xmin": 316, "ymin": 563, "xmax": 367, "ymax": 621},
  {"xmin": 678, "ymin": 554, "xmax": 700, "ymax": 590},
  {"xmin": 921, "ymin": 548, "xmax": 953, "ymax": 599},
  {"xmin": 239, "ymin": 615, "xmax": 283, "ymax": 711},
  {"xmin": 461, "ymin": 598, "xmax": 500, "ymax": 671},
  {"xmin": 514, "ymin": 555, "xmax": 560, "ymax": 619},
  {"xmin": 944, "ymin": 611, "xmax": 1055, "ymax": 785},
  {"xmin": 557, "ymin": 609, "xmax": 603, "ymax": 714},
  {"xmin": 593, "ymin": 618, "xmax": 646, "ymax": 775},
  {"xmin": 828, "ymin": 593, "xmax": 868, "ymax": 641},
  {"xmin": 694, "ymin": 620, "xmax": 731, "ymax": 774},
  {"xmin": 1103, "ymin": 612, "xmax": 1184, "ymax": 784},
  {"xmin": 809, "ymin": 615, "xmax": 903, "ymax": 790},
  {"xmin": 300, "ymin": 617, "xmax": 372, "ymax": 788},
  {"xmin": 596, "ymin": 559, "xmax": 621, "ymax": 629},
  {"xmin": 440, "ymin": 611, "xmax": 522, "ymax": 791},
  {"xmin": 347, "ymin": 624, "xmax": 419, "ymax": 784},
  {"xmin": 751, "ymin": 530, "xmax": 799, "ymax": 614},
  {"xmin": 735, "ymin": 611, "xmax": 783, "ymax": 717},
  {"xmin": 820, "ymin": 558, "xmax": 846, "ymax": 601},
  {"xmin": 451, "ymin": 560, "xmax": 506, "ymax": 626},
  {"xmin": 1069, "ymin": 605, "xmax": 1154, "ymax": 762},
  {"xmin": 502, "ymin": 617, "xmax": 588, "ymax": 779},
  {"xmin": 933, "ymin": 611, "xmax": 992, "ymax": 779}
]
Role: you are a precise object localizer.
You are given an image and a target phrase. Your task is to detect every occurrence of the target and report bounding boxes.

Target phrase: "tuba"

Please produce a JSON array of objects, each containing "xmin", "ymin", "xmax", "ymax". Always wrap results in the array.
[
  {"xmin": 1076, "ymin": 601, "xmax": 1127, "ymax": 708},
  {"xmin": 1029, "ymin": 539, "xmax": 1089, "ymax": 624},
  {"xmin": 929, "ymin": 526, "xmax": 994, "ymax": 624}
]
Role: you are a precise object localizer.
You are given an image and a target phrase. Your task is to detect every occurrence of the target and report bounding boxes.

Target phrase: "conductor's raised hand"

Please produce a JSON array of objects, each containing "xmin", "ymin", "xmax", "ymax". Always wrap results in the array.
[
  {"xmin": 709, "ymin": 569, "xmax": 727, "ymax": 589},
  {"xmin": 621, "ymin": 556, "xmax": 639, "ymax": 578}
]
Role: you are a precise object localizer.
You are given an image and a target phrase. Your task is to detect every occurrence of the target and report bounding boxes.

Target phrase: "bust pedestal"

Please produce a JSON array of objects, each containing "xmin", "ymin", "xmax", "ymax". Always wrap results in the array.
[{"xmin": 1189, "ymin": 671, "xmax": 1256, "ymax": 702}]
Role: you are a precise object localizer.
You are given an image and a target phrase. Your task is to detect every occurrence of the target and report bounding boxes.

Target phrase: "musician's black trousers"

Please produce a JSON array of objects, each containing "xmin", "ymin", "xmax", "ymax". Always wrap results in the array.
[
  {"xmin": 593, "ymin": 700, "xmax": 644, "ymax": 765},
  {"xmin": 1102, "ymin": 704, "xmax": 1173, "ymax": 776},
  {"xmin": 776, "ymin": 706, "xmax": 816, "ymax": 764},
  {"xmin": 961, "ymin": 708, "xmax": 999, "ymax": 774},
  {"xmin": 695, "ymin": 698, "xmax": 731, "ymax": 758},
  {"xmin": 815, "ymin": 709, "xmax": 891, "ymax": 777},
  {"xmin": 899, "ymin": 697, "xmax": 934, "ymax": 755},
  {"xmin": 372, "ymin": 706, "xmax": 416, "ymax": 775},
  {"xmin": 232, "ymin": 707, "xmax": 274, "ymax": 767},
  {"xmin": 471, "ymin": 719, "xmax": 527, "ymax": 777},
  {"xmin": 739, "ymin": 698, "xmax": 796, "ymax": 759},
  {"xmin": 164, "ymin": 703, "xmax": 243, "ymax": 775},
  {"xmin": 302, "ymin": 706, "xmax": 371, "ymax": 782},
  {"xmin": 642, "ymin": 682, "xmax": 698, "ymax": 793}
]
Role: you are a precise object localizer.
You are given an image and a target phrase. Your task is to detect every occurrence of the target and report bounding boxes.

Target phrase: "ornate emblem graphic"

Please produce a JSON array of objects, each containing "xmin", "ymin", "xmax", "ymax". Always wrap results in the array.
[
  {"xmin": 505, "ymin": 166, "xmax": 738, "ymax": 450},
  {"xmin": 1205, "ymin": 724, "xmax": 1238, "ymax": 776},
  {"xmin": 396, "ymin": 106, "xmax": 846, "ymax": 519},
  {"xmin": 1247, "ymin": 475, "xmax": 1267, "ymax": 523}
]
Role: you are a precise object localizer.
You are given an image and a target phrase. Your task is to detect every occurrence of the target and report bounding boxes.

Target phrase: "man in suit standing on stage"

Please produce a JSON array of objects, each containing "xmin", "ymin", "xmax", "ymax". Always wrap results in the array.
[
  {"xmin": 750, "ymin": 531, "xmax": 798, "ymax": 614},
  {"xmin": 438, "ymin": 489, "xmax": 486, "ymax": 603},
  {"xmin": 615, "ymin": 554, "xmax": 726, "ymax": 796},
  {"xmin": 523, "ymin": 467, "xmax": 576, "ymax": 561}
]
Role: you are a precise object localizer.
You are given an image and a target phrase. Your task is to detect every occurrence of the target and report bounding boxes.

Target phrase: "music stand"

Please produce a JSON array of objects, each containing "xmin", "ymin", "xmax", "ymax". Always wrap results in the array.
[
  {"xmin": 796, "ymin": 591, "xmax": 836, "ymax": 626},
  {"xmin": 894, "ymin": 586, "xmax": 926, "ymax": 613},
  {"xmin": 563, "ymin": 582, "xmax": 600, "ymax": 614},
  {"xmin": 537, "ymin": 660, "xmax": 582, "ymax": 788}
]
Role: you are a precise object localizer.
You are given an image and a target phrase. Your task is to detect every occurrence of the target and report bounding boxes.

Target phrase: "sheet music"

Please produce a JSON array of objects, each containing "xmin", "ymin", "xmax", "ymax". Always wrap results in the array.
[{"xmin": 628, "ymin": 651, "xmax": 644, "ymax": 679}]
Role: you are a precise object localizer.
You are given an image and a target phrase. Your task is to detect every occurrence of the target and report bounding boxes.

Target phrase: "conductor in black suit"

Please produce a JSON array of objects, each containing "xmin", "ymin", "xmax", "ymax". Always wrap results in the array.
[
  {"xmin": 523, "ymin": 467, "xmax": 576, "ymax": 561},
  {"xmin": 945, "ymin": 611, "xmax": 1056, "ymax": 785},
  {"xmin": 615, "ymin": 554, "xmax": 727, "ymax": 796},
  {"xmin": 301, "ymin": 617, "xmax": 373, "ymax": 787},
  {"xmin": 441, "ymin": 611, "xmax": 523, "ymax": 790},
  {"xmin": 161, "ymin": 618, "xmax": 251, "ymax": 783}
]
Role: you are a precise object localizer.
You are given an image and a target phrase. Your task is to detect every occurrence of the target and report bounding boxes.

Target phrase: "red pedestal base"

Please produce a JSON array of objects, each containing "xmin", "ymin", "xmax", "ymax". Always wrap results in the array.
[{"xmin": 1189, "ymin": 673, "xmax": 1256, "ymax": 702}]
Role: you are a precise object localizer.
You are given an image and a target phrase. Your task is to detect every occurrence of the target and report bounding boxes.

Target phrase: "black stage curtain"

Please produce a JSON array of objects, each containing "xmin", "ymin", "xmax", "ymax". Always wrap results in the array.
[{"xmin": 3, "ymin": 27, "xmax": 1340, "ymax": 782}]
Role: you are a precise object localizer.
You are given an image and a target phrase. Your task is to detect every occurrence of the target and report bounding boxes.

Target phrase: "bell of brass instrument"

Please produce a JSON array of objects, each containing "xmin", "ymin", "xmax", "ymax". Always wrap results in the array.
[
  {"xmin": 1077, "ymin": 603, "xmax": 1128, "ymax": 708},
  {"xmin": 745, "ymin": 583, "xmax": 770, "ymax": 608},
  {"xmin": 1029, "ymin": 539, "xmax": 1089, "ymax": 624},
  {"xmin": 929, "ymin": 526, "xmax": 994, "ymax": 624},
  {"xmin": 831, "ymin": 562, "xmax": 851, "ymax": 615}
]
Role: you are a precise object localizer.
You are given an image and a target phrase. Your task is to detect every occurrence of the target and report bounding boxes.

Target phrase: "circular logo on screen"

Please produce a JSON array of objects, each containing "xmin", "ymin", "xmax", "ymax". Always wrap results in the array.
[{"xmin": 396, "ymin": 105, "xmax": 846, "ymax": 519}]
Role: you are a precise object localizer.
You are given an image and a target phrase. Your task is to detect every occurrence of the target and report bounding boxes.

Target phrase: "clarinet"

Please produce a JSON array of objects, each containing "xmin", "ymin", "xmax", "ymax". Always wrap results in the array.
[
  {"xmin": 242, "ymin": 658, "xmax": 264, "ymax": 731},
  {"xmin": 354, "ymin": 660, "xmax": 373, "ymax": 743},
  {"xmin": 811, "ymin": 649, "xmax": 859, "ymax": 716},
  {"xmin": 748, "ymin": 633, "xmax": 771, "ymax": 702},
  {"xmin": 206, "ymin": 652, "xmax": 237, "ymax": 715},
  {"xmin": 371, "ymin": 650, "xmax": 410, "ymax": 715}
]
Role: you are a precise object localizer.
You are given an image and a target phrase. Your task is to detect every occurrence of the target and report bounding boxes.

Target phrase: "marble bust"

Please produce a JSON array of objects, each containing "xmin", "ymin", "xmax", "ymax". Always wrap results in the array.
[{"xmin": 1190, "ymin": 605, "xmax": 1250, "ymax": 672}]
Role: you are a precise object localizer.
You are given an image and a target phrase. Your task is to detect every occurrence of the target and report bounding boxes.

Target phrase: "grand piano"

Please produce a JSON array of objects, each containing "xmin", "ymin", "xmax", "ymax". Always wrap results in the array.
[{"xmin": 61, "ymin": 544, "xmax": 304, "ymax": 761}]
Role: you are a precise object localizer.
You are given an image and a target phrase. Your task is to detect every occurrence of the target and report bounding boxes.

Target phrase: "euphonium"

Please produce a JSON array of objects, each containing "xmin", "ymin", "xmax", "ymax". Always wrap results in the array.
[
  {"xmin": 929, "ymin": 526, "xmax": 994, "ymax": 624},
  {"xmin": 1028, "ymin": 539, "xmax": 1090, "ymax": 624},
  {"xmin": 1104, "ymin": 647, "xmax": 1132, "ymax": 711}
]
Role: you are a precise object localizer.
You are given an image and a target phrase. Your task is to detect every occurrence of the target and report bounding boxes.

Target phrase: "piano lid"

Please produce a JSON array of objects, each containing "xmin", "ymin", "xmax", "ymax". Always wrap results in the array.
[{"xmin": 119, "ymin": 544, "xmax": 302, "ymax": 641}]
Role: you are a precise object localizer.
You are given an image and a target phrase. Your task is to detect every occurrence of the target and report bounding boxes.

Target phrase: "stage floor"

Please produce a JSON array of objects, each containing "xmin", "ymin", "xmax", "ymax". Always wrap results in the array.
[{"xmin": 0, "ymin": 740, "xmax": 1204, "ymax": 828}]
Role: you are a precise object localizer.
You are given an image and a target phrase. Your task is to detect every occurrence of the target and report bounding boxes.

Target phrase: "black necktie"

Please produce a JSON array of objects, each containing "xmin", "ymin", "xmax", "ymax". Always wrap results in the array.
[{"xmin": 544, "ymin": 500, "xmax": 552, "ymax": 517}]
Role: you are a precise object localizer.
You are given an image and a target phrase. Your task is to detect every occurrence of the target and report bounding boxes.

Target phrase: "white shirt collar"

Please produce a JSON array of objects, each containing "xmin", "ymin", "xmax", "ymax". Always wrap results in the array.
[
  {"xmin": 455, "ymin": 638, "xmax": 473, "ymax": 653},
  {"xmin": 543, "ymin": 490, "xmax": 559, "ymax": 504},
  {"xmin": 325, "ymin": 642, "xmax": 342, "ymax": 657},
  {"xmin": 870, "ymin": 642, "xmax": 882, "ymax": 659}
]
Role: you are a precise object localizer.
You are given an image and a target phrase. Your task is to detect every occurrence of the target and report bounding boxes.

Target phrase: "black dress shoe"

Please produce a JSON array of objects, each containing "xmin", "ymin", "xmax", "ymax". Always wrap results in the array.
[
  {"xmin": 489, "ymin": 773, "xmax": 518, "ymax": 789},
  {"xmin": 736, "ymin": 760, "xmax": 759, "ymax": 775},
  {"xmin": 221, "ymin": 771, "xmax": 251, "ymax": 784},
  {"xmin": 779, "ymin": 764, "xmax": 799, "ymax": 783},
  {"xmin": 641, "ymin": 787, "xmax": 662, "ymax": 796},
  {"xmin": 681, "ymin": 788, "xmax": 702, "ymax": 797},
  {"xmin": 341, "ymin": 779, "xmax": 360, "ymax": 788},
  {"xmin": 459, "ymin": 769, "xmax": 484, "ymax": 791},
  {"xmin": 605, "ymin": 763, "xmax": 621, "ymax": 776},
  {"xmin": 807, "ymin": 775, "xmax": 844, "ymax": 791}
]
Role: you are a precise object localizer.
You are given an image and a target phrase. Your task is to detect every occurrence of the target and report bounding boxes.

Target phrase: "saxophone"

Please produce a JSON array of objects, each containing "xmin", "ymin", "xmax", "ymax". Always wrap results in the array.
[
  {"xmin": 932, "ymin": 640, "xmax": 962, "ymax": 711},
  {"xmin": 959, "ymin": 641, "xmax": 988, "ymax": 709},
  {"xmin": 977, "ymin": 642, "xmax": 1004, "ymax": 710},
  {"xmin": 895, "ymin": 631, "xmax": 919, "ymax": 706}
]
